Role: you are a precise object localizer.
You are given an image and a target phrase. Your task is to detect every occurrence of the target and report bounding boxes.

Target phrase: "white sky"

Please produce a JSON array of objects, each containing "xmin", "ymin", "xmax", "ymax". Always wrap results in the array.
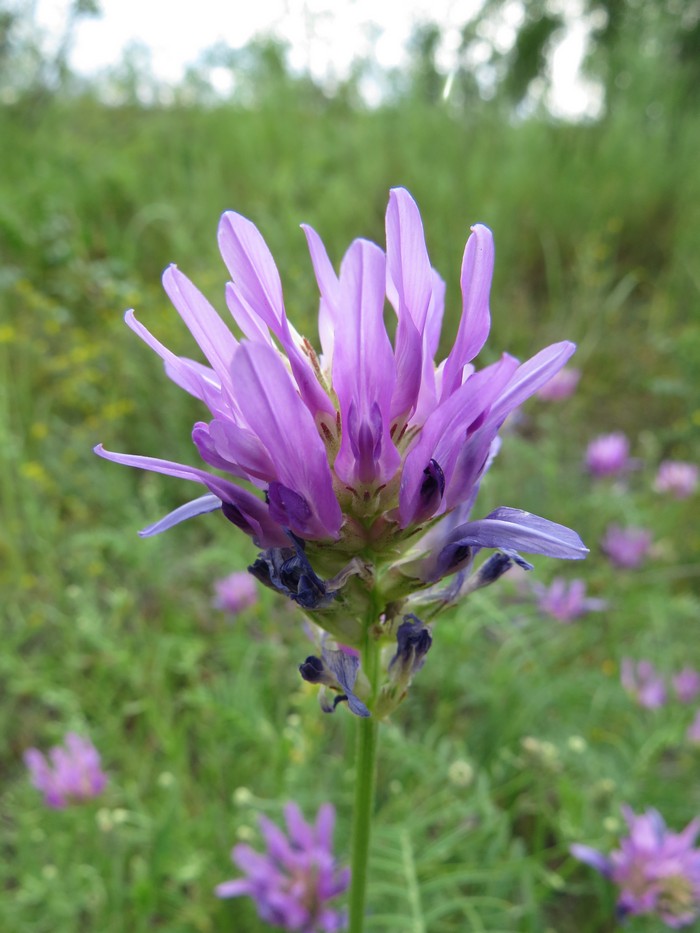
[{"xmin": 34, "ymin": 0, "xmax": 603, "ymax": 118}]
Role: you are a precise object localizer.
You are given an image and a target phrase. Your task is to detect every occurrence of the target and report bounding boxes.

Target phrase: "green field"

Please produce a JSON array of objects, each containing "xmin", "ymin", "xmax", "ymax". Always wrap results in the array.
[{"xmin": 2, "ymin": 32, "xmax": 700, "ymax": 931}]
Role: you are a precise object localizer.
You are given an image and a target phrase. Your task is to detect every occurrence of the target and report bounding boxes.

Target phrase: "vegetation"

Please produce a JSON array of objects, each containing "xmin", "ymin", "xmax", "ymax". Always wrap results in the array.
[{"xmin": 1, "ymin": 4, "xmax": 699, "ymax": 929}]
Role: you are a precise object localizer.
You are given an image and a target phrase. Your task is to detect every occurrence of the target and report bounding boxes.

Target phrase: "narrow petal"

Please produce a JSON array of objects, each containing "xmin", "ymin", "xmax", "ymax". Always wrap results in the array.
[
  {"xmin": 399, "ymin": 354, "xmax": 519, "ymax": 526},
  {"xmin": 441, "ymin": 224, "xmax": 494, "ymax": 397},
  {"xmin": 439, "ymin": 508, "xmax": 589, "ymax": 574},
  {"xmin": 138, "ymin": 494, "xmax": 222, "ymax": 537},
  {"xmin": 570, "ymin": 844, "xmax": 612, "ymax": 877},
  {"xmin": 301, "ymin": 222, "xmax": 340, "ymax": 363},
  {"xmin": 162, "ymin": 265, "xmax": 238, "ymax": 396},
  {"xmin": 333, "ymin": 238, "xmax": 400, "ymax": 486},
  {"xmin": 386, "ymin": 187, "xmax": 432, "ymax": 331},
  {"xmin": 232, "ymin": 343, "xmax": 341, "ymax": 539},
  {"xmin": 487, "ymin": 341, "xmax": 577, "ymax": 427}
]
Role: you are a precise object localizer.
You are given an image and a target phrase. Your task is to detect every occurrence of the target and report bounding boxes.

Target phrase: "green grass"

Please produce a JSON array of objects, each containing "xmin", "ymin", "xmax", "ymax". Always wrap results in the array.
[{"xmin": 1, "ymin": 83, "xmax": 700, "ymax": 931}]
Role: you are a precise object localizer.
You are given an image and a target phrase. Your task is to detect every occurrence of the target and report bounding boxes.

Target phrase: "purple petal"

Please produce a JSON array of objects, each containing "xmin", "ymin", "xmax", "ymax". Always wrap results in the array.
[
  {"xmin": 218, "ymin": 211, "xmax": 334, "ymax": 418},
  {"xmin": 231, "ymin": 343, "xmax": 341, "ymax": 539},
  {"xmin": 386, "ymin": 188, "xmax": 432, "ymax": 332},
  {"xmin": 570, "ymin": 844, "xmax": 612, "ymax": 877},
  {"xmin": 399, "ymin": 354, "xmax": 519, "ymax": 526},
  {"xmin": 332, "ymin": 238, "xmax": 400, "ymax": 486},
  {"xmin": 215, "ymin": 879, "xmax": 252, "ymax": 899},
  {"xmin": 301, "ymin": 222, "xmax": 340, "ymax": 363},
  {"xmin": 453, "ymin": 508, "xmax": 589, "ymax": 559},
  {"xmin": 125, "ymin": 310, "xmax": 225, "ymax": 411},
  {"xmin": 441, "ymin": 224, "xmax": 494, "ymax": 397},
  {"xmin": 487, "ymin": 341, "xmax": 577, "ymax": 427},
  {"xmin": 138, "ymin": 494, "xmax": 222, "ymax": 537},
  {"xmin": 162, "ymin": 265, "xmax": 238, "ymax": 396}
]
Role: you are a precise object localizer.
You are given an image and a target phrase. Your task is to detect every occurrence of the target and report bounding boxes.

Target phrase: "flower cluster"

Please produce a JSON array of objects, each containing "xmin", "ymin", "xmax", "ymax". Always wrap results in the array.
[
  {"xmin": 601, "ymin": 524, "xmax": 652, "ymax": 569},
  {"xmin": 213, "ymin": 571, "xmax": 259, "ymax": 615},
  {"xmin": 533, "ymin": 576, "xmax": 606, "ymax": 624},
  {"xmin": 572, "ymin": 806, "xmax": 700, "ymax": 928},
  {"xmin": 24, "ymin": 733, "xmax": 107, "ymax": 808},
  {"xmin": 585, "ymin": 432, "xmax": 632, "ymax": 477},
  {"xmin": 216, "ymin": 802, "xmax": 349, "ymax": 932},
  {"xmin": 96, "ymin": 188, "xmax": 587, "ymax": 716},
  {"xmin": 654, "ymin": 461, "xmax": 698, "ymax": 500},
  {"xmin": 621, "ymin": 661, "xmax": 700, "ymax": 739}
]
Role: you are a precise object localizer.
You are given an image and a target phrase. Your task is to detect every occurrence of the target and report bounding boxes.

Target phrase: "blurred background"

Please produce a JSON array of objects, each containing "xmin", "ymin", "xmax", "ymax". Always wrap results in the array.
[{"xmin": 1, "ymin": 1, "xmax": 700, "ymax": 930}]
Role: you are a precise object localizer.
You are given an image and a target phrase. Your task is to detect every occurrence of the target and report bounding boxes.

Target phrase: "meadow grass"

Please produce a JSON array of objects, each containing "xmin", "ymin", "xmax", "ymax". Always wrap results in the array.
[{"xmin": 1, "ymin": 87, "xmax": 699, "ymax": 931}]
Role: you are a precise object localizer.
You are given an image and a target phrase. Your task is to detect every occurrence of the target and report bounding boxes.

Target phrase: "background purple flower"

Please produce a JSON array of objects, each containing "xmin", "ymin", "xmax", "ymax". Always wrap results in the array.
[
  {"xmin": 216, "ymin": 802, "xmax": 349, "ymax": 932},
  {"xmin": 601, "ymin": 524, "xmax": 652, "ymax": 569},
  {"xmin": 673, "ymin": 668, "xmax": 700, "ymax": 705},
  {"xmin": 24, "ymin": 733, "xmax": 107, "ymax": 808},
  {"xmin": 687, "ymin": 711, "xmax": 700, "ymax": 744},
  {"xmin": 654, "ymin": 461, "xmax": 698, "ymax": 499},
  {"xmin": 534, "ymin": 577, "xmax": 606, "ymax": 623},
  {"xmin": 621, "ymin": 658, "xmax": 667, "ymax": 709},
  {"xmin": 213, "ymin": 571, "xmax": 258, "ymax": 615},
  {"xmin": 585, "ymin": 432, "xmax": 632, "ymax": 477},
  {"xmin": 571, "ymin": 806, "xmax": 700, "ymax": 928},
  {"xmin": 536, "ymin": 366, "xmax": 581, "ymax": 401}
]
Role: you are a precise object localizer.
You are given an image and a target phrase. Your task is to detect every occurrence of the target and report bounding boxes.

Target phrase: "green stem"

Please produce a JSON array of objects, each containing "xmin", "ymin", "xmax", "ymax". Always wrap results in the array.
[{"xmin": 348, "ymin": 622, "xmax": 381, "ymax": 933}]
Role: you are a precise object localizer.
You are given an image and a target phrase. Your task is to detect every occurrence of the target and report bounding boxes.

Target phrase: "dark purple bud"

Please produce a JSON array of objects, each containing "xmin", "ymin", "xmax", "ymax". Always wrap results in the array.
[
  {"xmin": 389, "ymin": 614, "xmax": 432, "ymax": 683},
  {"xmin": 249, "ymin": 535, "xmax": 337, "ymax": 610},
  {"xmin": 299, "ymin": 656, "xmax": 327, "ymax": 684},
  {"xmin": 299, "ymin": 647, "xmax": 370, "ymax": 717},
  {"xmin": 414, "ymin": 459, "xmax": 445, "ymax": 523}
]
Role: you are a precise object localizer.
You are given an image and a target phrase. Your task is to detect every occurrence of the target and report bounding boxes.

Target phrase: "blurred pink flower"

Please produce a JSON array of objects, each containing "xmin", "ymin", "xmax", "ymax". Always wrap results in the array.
[
  {"xmin": 24, "ymin": 733, "xmax": 107, "ymax": 808},
  {"xmin": 621, "ymin": 658, "xmax": 667, "ymax": 709},
  {"xmin": 213, "ymin": 571, "xmax": 258, "ymax": 615},
  {"xmin": 536, "ymin": 366, "xmax": 581, "ymax": 401},
  {"xmin": 654, "ymin": 461, "xmax": 698, "ymax": 499},
  {"xmin": 687, "ymin": 710, "xmax": 700, "ymax": 744},
  {"xmin": 534, "ymin": 577, "xmax": 606, "ymax": 623},
  {"xmin": 216, "ymin": 802, "xmax": 349, "ymax": 932},
  {"xmin": 601, "ymin": 525, "xmax": 652, "ymax": 569},
  {"xmin": 585, "ymin": 432, "xmax": 632, "ymax": 477},
  {"xmin": 673, "ymin": 668, "xmax": 700, "ymax": 704},
  {"xmin": 571, "ymin": 805, "xmax": 700, "ymax": 928}
]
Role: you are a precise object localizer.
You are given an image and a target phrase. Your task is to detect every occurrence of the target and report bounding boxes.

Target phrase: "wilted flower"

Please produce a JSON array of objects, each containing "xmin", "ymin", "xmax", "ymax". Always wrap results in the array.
[
  {"xmin": 673, "ymin": 668, "xmax": 700, "ymax": 705},
  {"xmin": 216, "ymin": 802, "xmax": 349, "ymax": 932},
  {"xmin": 533, "ymin": 576, "xmax": 607, "ymax": 623},
  {"xmin": 536, "ymin": 366, "xmax": 580, "ymax": 401},
  {"xmin": 585, "ymin": 432, "xmax": 632, "ymax": 477},
  {"xmin": 621, "ymin": 658, "xmax": 667, "ymax": 709},
  {"xmin": 571, "ymin": 806, "xmax": 700, "ymax": 928},
  {"xmin": 213, "ymin": 571, "xmax": 258, "ymax": 615},
  {"xmin": 687, "ymin": 710, "xmax": 700, "ymax": 744},
  {"xmin": 654, "ymin": 461, "xmax": 698, "ymax": 499},
  {"xmin": 96, "ymin": 188, "xmax": 586, "ymax": 714},
  {"xmin": 24, "ymin": 733, "xmax": 107, "ymax": 808},
  {"xmin": 601, "ymin": 524, "xmax": 652, "ymax": 569}
]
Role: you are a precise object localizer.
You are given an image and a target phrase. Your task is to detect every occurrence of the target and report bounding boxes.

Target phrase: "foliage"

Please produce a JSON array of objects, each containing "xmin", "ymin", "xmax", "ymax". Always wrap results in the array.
[{"xmin": 1, "ymin": 19, "xmax": 700, "ymax": 931}]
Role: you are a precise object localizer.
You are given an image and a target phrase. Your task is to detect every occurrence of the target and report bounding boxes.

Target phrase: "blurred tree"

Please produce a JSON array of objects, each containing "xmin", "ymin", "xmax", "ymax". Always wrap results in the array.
[{"xmin": 0, "ymin": 0, "xmax": 101, "ymax": 102}]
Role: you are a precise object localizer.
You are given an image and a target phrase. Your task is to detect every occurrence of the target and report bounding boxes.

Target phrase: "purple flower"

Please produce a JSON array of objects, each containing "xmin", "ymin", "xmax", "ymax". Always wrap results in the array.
[
  {"xmin": 536, "ymin": 366, "xmax": 580, "ymax": 401},
  {"xmin": 24, "ymin": 733, "xmax": 107, "ymax": 808},
  {"xmin": 213, "ymin": 571, "xmax": 258, "ymax": 615},
  {"xmin": 533, "ymin": 576, "xmax": 606, "ymax": 623},
  {"xmin": 687, "ymin": 710, "xmax": 700, "ymax": 744},
  {"xmin": 621, "ymin": 658, "xmax": 667, "ymax": 709},
  {"xmin": 601, "ymin": 524, "xmax": 652, "ymax": 569},
  {"xmin": 585, "ymin": 432, "xmax": 632, "ymax": 477},
  {"xmin": 95, "ymin": 188, "xmax": 587, "ymax": 707},
  {"xmin": 673, "ymin": 668, "xmax": 700, "ymax": 705},
  {"xmin": 571, "ymin": 806, "xmax": 700, "ymax": 928},
  {"xmin": 216, "ymin": 802, "xmax": 349, "ymax": 932},
  {"xmin": 654, "ymin": 461, "xmax": 698, "ymax": 499}
]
